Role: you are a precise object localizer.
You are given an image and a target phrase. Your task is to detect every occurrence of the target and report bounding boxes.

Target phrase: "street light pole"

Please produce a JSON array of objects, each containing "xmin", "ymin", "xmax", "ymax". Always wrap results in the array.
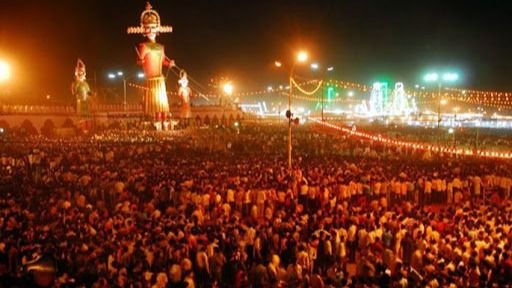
[
  {"xmin": 288, "ymin": 67, "xmax": 293, "ymax": 172},
  {"xmin": 123, "ymin": 79, "xmax": 127, "ymax": 112},
  {"xmin": 437, "ymin": 82, "xmax": 442, "ymax": 129},
  {"xmin": 321, "ymin": 86, "xmax": 324, "ymax": 121},
  {"xmin": 277, "ymin": 51, "xmax": 308, "ymax": 173}
]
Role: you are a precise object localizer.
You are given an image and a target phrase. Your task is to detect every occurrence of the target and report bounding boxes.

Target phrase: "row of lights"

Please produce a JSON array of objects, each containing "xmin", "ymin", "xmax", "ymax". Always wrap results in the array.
[{"xmin": 313, "ymin": 118, "xmax": 512, "ymax": 160}]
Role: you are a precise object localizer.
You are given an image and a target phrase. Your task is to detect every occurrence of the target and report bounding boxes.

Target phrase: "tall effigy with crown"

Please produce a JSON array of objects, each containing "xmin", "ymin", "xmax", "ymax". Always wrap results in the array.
[
  {"xmin": 71, "ymin": 59, "xmax": 91, "ymax": 116},
  {"xmin": 127, "ymin": 2, "xmax": 174, "ymax": 121}
]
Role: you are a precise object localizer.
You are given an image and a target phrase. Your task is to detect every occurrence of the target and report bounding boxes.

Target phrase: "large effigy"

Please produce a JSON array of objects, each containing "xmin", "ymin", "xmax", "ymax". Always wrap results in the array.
[
  {"xmin": 127, "ymin": 2, "xmax": 174, "ymax": 120},
  {"xmin": 71, "ymin": 59, "xmax": 91, "ymax": 116}
]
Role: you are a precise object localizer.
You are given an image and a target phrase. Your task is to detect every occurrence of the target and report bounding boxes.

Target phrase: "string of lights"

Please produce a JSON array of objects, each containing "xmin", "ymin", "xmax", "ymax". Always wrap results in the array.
[
  {"xmin": 311, "ymin": 118, "xmax": 512, "ymax": 160},
  {"xmin": 130, "ymin": 76, "xmax": 512, "ymax": 108},
  {"xmin": 291, "ymin": 78, "xmax": 323, "ymax": 95}
]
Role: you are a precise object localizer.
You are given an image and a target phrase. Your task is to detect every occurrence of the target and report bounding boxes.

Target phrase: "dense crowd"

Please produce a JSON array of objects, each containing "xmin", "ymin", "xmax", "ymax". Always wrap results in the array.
[{"xmin": 1, "ymin": 123, "xmax": 512, "ymax": 287}]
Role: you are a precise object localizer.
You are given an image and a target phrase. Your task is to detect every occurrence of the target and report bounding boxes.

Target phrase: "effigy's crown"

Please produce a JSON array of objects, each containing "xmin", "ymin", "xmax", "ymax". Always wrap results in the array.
[
  {"xmin": 127, "ymin": 2, "xmax": 172, "ymax": 35},
  {"xmin": 75, "ymin": 59, "xmax": 86, "ymax": 77}
]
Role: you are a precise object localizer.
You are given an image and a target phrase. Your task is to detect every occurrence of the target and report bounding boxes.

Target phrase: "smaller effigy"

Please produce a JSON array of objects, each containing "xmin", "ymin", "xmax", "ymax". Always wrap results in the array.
[
  {"xmin": 178, "ymin": 70, "xmax": 192, "ymax": 119},
  {"xmin": 71, "ymin": 59, "xmax": 91, "ymax": 116}
]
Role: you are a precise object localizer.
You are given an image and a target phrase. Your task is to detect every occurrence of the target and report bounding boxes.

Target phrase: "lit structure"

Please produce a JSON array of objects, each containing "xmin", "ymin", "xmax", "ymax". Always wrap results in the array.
[
  {"xmin": 389, "ymin": 82, "xmax": 417, "ymax": 115},
  {"xmin": 367, "ymin": 82, "xmax": 417, "ymax": 116},
  {"xmin": 178, "ymin": 70, "xmax": 191, "ymax": 119},
  {"xmin": 128, "ymin": 2, "xmax": 174, "ymax": 121},
  {"xmin": 71, "ymin": 59, "xmax": 91, "ymax": 116},
  {"xmin": 369, "ymin": 82, "xmax": 386, "ymax": 114}
]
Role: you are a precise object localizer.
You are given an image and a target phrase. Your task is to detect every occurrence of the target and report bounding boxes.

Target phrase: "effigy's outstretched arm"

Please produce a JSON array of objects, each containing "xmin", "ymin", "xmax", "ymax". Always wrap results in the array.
[{"xmin": 163, "ymin": 56, "xmax": 175, "ymax": 68}]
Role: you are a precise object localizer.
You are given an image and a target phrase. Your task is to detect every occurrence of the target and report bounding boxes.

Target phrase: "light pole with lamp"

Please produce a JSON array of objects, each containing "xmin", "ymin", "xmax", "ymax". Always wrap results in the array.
[
  {"xmin": 314, "ymin": 65, "xmax": 334, "ymax": 121},
  {"xmin": 453, "ymin": 106, "xmax": 459, "ymax": 126},
  {"xmin": 108, "ymin": 71, "xmax": 145, "ymax": 112},
  {"xmin": 275, "ymin": 50, "xmax": 309, "ymax": 172},
  {"xmin": 424, "ymin": 72, "xmax": 458, "ymax": 128},
  {"xmin": 223, "ymin": 82, "xmax": 234, "ymax": 106},
  {"xmin": 0, "ymin": 60, "xmax": 11, "ymax": 113}
]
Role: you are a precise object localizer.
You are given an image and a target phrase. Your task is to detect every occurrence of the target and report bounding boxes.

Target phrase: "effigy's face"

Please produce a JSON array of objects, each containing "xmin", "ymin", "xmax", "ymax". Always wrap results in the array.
[
  {"xmin": 144, "ymin": 25, "xmax": 158, "ymax": 41},
  {"xmin": 76, "ymin": 71, "xmax": 86, "ymax": 82}
]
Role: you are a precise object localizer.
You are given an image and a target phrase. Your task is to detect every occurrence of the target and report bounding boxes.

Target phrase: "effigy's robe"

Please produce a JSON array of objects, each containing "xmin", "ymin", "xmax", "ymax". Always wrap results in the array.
[{"xmin": 139, "ymin": 41, "xmax": 170, "ymax": 116}]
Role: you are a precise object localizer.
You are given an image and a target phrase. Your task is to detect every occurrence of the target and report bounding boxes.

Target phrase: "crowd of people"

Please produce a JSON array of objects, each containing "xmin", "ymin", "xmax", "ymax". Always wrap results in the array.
[{"xmin": 0, "ymin": 122, "xmax": 512, "ymax": 287}]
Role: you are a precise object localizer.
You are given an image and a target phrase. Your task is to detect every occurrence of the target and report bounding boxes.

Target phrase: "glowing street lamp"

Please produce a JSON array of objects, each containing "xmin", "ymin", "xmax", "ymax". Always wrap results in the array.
[
  {"xmin": 317, "ymin": 65, "xmax": 335, "ymax": 121},
  {"xmin": 442, "ymin": 73, "xmax": 459, "ymax": 81},
  {"xmin": 297, "ymin": 51, "xmax": 308, "ymax": 63},
  {"xmin": 223, "ymin": 82, "xmax": 234, "ymax": 96},
  {"xmin": 424, "ymin": 71, "xmax": 459, "ymax": 128},
  {"xmin": 348, "ymin": 91, "xmax": 354, "ymax": 97},
  {"xmin": 108, "ymin": 71, "xmax": 144, "ymax": 112},
  {"xmin": 0, "ymin": 60, "xmax": 11, "ymax": 82},
  {"xmin": 274, "ymin": 61, "xmax": 282, "ymax": 68},
  {"xmin": 423, "ymin": 72, "xmax": 439, "ymax": 82}
]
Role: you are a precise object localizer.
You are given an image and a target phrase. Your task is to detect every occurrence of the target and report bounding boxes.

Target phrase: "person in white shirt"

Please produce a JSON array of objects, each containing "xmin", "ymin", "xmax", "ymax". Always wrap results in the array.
[
  {"xmin": 472, "ymin": 175, "xmax": 482, "ymax": 201},
  {"xmin": 424, "ymin": 179, "xmax": 432, "ymax": 205}
]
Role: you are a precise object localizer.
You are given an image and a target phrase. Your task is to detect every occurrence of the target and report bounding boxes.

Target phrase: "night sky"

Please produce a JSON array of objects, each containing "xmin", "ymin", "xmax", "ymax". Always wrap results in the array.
[{"xmin": 1, "ymin": 0, "xmax": 512, "ymax": 104}]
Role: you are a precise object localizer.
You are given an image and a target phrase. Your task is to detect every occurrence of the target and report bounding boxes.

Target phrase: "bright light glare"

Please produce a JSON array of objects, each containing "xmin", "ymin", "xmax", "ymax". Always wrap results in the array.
[
  {"xmin": 327, "ymin": 66, "xmax": 334, "ymax": 71},
  {"xmin": 348, "ymin": 91, "xmax": 354, "ymax": 97},
  {"xmin": 310, "ymin": 63, "xmax": 319, "ymax": 70},
  {"xmin": 117, "ymin": 71, "xmax": 123, "ymax": 76},
  {"xmin": 440, "ymin": 99, "xmax": 448, "ymax": 105},
  {"xmin": 424, "ymin": 72, "xmax": 439, "ymax": 82},
  {"xmin": 442, "ymin": 72, "xmax": 459, "ymax": 82},
  {"xmin": 267, "ymin": 86, "xmax": 273, "ymax": 92},
  {"xmin": 0, "ymin": 60, "xmax": 11, "ymax": 82},
  {"xmin": 274, "ymin": 61, "xmax": 282, "ymax": 68},
  {"xmin": 223, "ymin": 83, "xmax": 234, "ymax": 95},
  {"xmin": 137, "ymin": 72, "xmax": 145, "ymax": 79},
  {"xmin": 297, "ymin": 51, "xmax": 308, "ymax": 63},
  {"xmin": 448, "ymin": 128, "xmax": 454, "ymax": 134},
  {"xmin": 108, "ymin": 73, "xmax": 116, "ymax": 79}
]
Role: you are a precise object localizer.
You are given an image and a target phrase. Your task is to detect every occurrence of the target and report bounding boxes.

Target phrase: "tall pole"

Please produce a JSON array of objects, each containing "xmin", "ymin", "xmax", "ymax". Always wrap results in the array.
[
  {"xmin": 123, "ymin": 79, "xmax": 127, "ymax": 112},
  {"xmin": 437, "ymin": 82, "xmax": 442, "ymax": 129},
  {"xmin": 321, "ymin": 85, "xmax": 324, "ymax": 121},
  {"xmin": 475, "ymin": 125, "xmax": 479, "ymax": 151},
  {"xmin": 288, "ymin": 71, "xmax": 292, "ymax": 172}
]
